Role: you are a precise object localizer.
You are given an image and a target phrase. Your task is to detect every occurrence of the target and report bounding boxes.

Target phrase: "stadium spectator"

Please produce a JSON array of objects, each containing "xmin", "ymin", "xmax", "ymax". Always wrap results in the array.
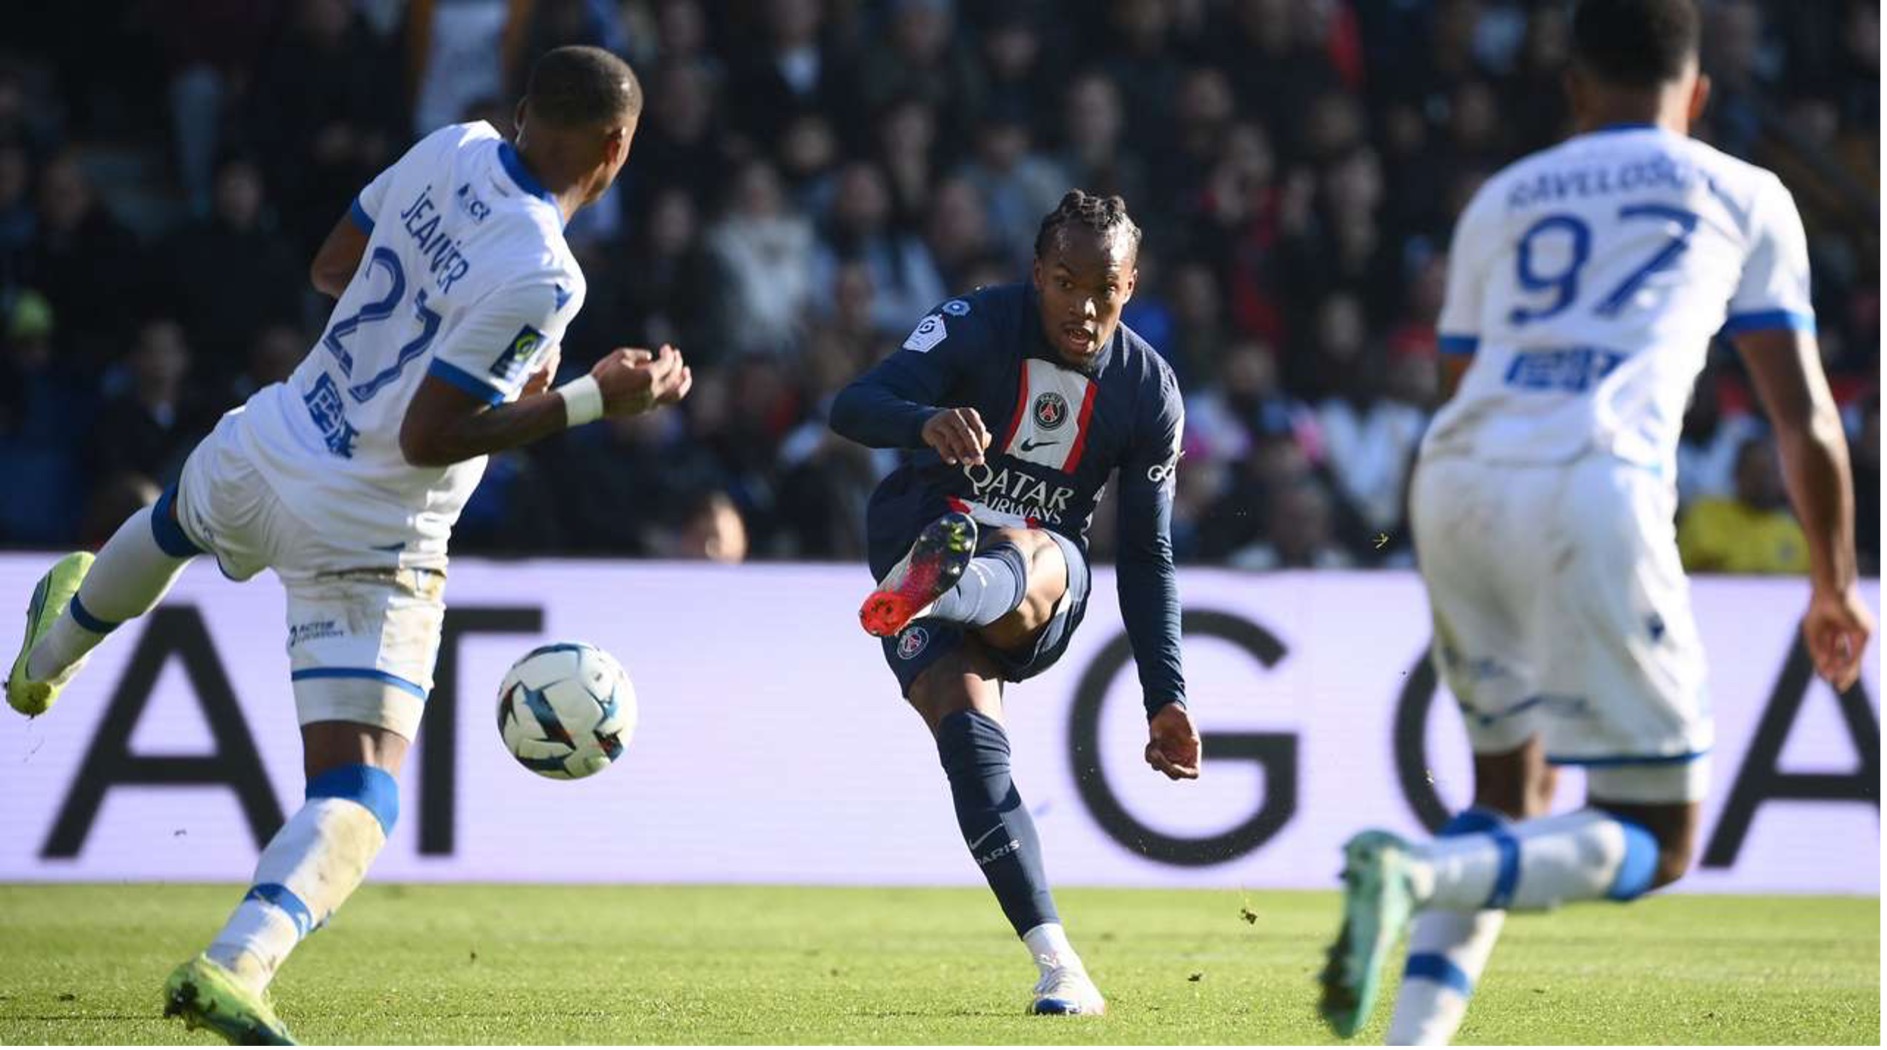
[
  {"xmin": 244, "ymin": 0, "xmax": 401, "ymax": 255},
  {"xmin": 957, "ymin": 111, "xmax": 1069, "ymax": 269},
  {"xmin": 727, "ymin": 0, "xmax": 860, "ymax": 157},
  {"xmin": 158, "ymin": 157, "xmax": 302, "ymax": 387},
  {"xmin": 859, "ymin": 0, "xmax": 984, "ymax": 146},
  {"xmin": 810, "ymin": 162, "xmax": 947, "ymax": 335},
  {"xmin": 1233, "ymin": 476, "xmax": 1355, "ymax": 571},
  {"xmin": 922, "ymin": 175, "xmax": 1002, "ymax": 294},
  {"xmin": 28, "ymin": 153, "xmax": 145, "ymax": 369},
  {"xmin": 668, "ymin": 489, "xmax": 750, "ymax": 562},
  {"xmin": 84, "ymin": 318, "xmax": 211, "ymax": 490},
  {"xmin": 704, "ymin": 160, "xmax": 817, "ymax": 358},
  {"xmin": 1059, "ymin": 71, "xmax": 1148, "ymax": 212},
  {"xmin": 231, "ymin": 323, "xmax": 308, "ymax": 405},
  {"xmin": 1678, "ymin": 437, "xmax": 1812, "ymax": 575}
]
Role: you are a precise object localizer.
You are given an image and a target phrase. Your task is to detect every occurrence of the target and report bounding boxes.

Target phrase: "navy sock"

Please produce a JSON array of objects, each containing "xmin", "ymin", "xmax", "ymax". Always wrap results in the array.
[
  {"xmin": 935, "ymin": 709, "xmax": 1059, "ymax": 937},
  {"xmin": 926, "ymin": 543, "xmax": 1029, "ymax": 627}
]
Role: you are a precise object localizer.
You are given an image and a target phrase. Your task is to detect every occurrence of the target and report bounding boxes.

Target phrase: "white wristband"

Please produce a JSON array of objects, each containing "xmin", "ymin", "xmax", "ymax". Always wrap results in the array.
[{"xmin": 555, "ymin": 375, "xmax": 605, "ymax": 427}]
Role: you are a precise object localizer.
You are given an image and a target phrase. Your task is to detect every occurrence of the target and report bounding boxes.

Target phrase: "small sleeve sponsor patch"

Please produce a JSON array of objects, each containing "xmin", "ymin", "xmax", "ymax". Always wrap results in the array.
[
  {"xmin": 902, "ymin": 314, "xmax": 947, "ymax": 353},
  {"xmin": 490, "ymin": 325, "xmax": 546, "ymax": 382},
  {"xmin": 941, "ymin": 299, "xmax": 971, "ymax": 316}
]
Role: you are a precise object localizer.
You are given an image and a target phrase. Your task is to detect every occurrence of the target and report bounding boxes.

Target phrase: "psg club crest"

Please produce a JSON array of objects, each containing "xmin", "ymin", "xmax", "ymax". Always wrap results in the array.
[
  {"xmin": 896, "ymin": 626, "xmax": 929, "ymax": 660},
  {"xmin": 1033, "ymin": 392, "xmax": 1070, "ymax": 431}
]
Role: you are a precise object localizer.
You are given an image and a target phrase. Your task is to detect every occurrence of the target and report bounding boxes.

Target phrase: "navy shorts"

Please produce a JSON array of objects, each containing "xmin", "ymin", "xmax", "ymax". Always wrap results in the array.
[{"xmin": 878, "ymin": 529, "xmax": 1092, "ymax": 697}]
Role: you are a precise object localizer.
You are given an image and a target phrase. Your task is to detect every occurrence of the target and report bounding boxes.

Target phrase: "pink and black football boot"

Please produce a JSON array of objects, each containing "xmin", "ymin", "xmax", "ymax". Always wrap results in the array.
[{"xmin": 859, "ymin": 512, "xmax": 979, "ymax": 638}]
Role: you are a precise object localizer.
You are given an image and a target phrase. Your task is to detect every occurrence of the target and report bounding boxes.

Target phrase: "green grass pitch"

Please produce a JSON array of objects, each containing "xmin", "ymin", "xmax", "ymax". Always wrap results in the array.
[{"xmin": 0, "ymin": 884, "xmax": 1875, "ymax": 1045}]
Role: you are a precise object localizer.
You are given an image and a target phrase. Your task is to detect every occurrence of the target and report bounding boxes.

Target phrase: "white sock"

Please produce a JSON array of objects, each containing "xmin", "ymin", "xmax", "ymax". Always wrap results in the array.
[
  {"xmin": 1387, "ymin": 908, "xmax": 1505, "ymax": 1044},
  {"xmin": 28, "ymin": 507, "xmax": 193, "ymax": 681},
  {"xmin": 1021, "ymin": 922, "xmax": 1080, "ymax": 974},
  {"xmin": 1388, "ymin": 809, "xmax": 1512, "ymax": 1045},
  {"xmin": 206, "ymin": 765, "xmax": 398, "ymax": 993},
  {"xmin": 1419, "ymin": 809, "xmax": 1660, "ymax": 912}
]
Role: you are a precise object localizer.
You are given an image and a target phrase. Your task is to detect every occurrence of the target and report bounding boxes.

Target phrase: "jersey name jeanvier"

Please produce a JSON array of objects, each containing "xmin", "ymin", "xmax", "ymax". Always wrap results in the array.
[
  {"xmin": 235, "ymin": 121, "xmax": 585, "ymax": 559},
  {"xmin": 1423, "ymin": 124, "xmax": 1814, "ymax": 472}
]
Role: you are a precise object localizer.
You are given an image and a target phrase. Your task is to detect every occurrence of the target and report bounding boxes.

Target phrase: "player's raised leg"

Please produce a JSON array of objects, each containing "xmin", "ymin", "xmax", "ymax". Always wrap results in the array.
[
  {"xmin": 907, "ymin": 645, "xmax": 1103, "ymax": 1016},
  {"xmin": 861, "ymin": 517, "xmax": 1068, "ymax": 644},
  {"xmin": 7, "ymin": 490, "xmax": 201, "ymax": 715}
]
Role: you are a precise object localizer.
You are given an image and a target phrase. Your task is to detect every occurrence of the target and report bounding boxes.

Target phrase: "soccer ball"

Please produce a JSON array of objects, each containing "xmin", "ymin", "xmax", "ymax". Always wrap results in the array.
[{"xmin": 496, "ymin": 641, "xmax": 637, "ymax": 780}]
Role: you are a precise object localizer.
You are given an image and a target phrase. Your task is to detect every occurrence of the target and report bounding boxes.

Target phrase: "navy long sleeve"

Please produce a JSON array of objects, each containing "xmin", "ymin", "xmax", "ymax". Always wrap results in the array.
[
  {"xmin": 829, "ymin": 313, "xmax": 975, "ymax": 449},
  {"xmin": 1115, "ymin": 375, "xmax": 1187, "ymax": 718}
]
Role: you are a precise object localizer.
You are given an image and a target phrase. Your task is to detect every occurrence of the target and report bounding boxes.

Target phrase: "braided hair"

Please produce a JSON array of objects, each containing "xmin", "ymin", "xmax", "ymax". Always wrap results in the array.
[{"xmin": 1033, "ymin": 190, "xmax": 1142, "ymax": 261}]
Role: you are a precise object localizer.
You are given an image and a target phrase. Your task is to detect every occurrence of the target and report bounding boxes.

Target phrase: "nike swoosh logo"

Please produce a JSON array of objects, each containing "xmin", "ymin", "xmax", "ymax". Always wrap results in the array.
[
  {"xmin": 1017, "ymin": 438, "xmax": 1060, "ymax": 452},
  {"xmin": 968, "ymin": 824, "xmax": 1008, "ymax": 850}
]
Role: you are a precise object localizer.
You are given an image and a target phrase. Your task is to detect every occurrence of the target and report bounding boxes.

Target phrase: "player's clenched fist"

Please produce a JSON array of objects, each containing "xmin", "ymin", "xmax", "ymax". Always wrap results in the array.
[
  {"xmin": 1144, "ymin": 701, "xmax": 1201, "ymax": 781},
  {"xmin": 1803, "ymin": 583, "xmax": 1874, "ymax": 691},
  {"xmin": 923, "ymin": 407, "xmax": 991, "ymax": 466},
  {"xmin": 593, "ymin": 344, "xmax": 693, "ymax": 416}
]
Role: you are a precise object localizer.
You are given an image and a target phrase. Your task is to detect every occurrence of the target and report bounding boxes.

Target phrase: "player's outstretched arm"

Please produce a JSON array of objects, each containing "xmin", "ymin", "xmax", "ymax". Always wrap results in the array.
[
  {"xmin": 400, "ymin": 345, "xmax": 691, "ymax": 468},
  {"xmin": 1734, "ymin": 327, "xmax": 1874, "ymax": 689},
  {"xmin": 1116, "ymin": 388, "xmax": 1198, "ymax": 780}
]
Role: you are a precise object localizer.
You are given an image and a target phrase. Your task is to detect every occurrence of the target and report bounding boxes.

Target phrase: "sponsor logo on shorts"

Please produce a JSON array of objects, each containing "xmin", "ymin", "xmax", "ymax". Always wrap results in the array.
[
  {"xmin": 288, "ymin": 619, "xmax": 346, "ymax": 647},
  {"xmin": 1033, "ymin": 392, "xmax": 1070, "ymax": 431},
  {"xmin": 896, "ymin": 626, "xmax": 929, "ymax": 660}
]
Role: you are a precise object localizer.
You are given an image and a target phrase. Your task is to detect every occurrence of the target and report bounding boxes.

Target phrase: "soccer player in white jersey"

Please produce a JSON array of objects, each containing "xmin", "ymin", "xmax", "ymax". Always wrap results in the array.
[
  {"xmin": 5, "ymin": 47, "xmax": 690, "ymax": 1044},
  {"xmin": 1317, "ymin": 1, "xmax": 1874, "ymax": 1042}
]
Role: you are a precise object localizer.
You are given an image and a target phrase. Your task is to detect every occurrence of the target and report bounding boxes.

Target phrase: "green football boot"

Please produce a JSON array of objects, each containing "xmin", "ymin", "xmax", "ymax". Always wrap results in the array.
[
  {"xmin": 6, "ymin": 551, "xmax": 94, "ymax": 715},
  {"xmin": 163, "ymin": 955, "xmax": 296, "ymax": 1045},
  {"xmin": 1319, "ymin": 830, "xmax": 1422, "ymax": 1039}
]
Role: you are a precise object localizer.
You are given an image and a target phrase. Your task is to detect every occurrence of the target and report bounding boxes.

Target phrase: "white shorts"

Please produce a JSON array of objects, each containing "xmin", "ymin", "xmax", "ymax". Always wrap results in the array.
[
  {"xmin": 172, "ymin": 410, "xmax": 446, "ymax": 739},
  {"xmin": 1410, "ymin": 453, "xmax": 1711, "ymax": 803}
]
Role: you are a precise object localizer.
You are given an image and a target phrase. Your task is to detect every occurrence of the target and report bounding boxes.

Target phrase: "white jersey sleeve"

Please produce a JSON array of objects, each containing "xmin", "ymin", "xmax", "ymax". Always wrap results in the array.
[
  {"xmin": 1436, "ymin": 182, "xmax": 1504, "ymax": 356},
  {"xmin": 426, "ymin": 273, "xmax": 583, "ymax": 406},
  {"xmin": 1723, "ymin": 174, "xmax": 1815, "ymax": 336},
  {"xmin": 350, "ymin": 127, "xmax": 456, "ymax": 235}
]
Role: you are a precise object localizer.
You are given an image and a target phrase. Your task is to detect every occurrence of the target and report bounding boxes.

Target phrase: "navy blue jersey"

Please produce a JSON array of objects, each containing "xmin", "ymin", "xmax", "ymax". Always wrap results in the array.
[{"xmin": 829, "ymin": 283, "xmax": 1186, "ymax": 714}]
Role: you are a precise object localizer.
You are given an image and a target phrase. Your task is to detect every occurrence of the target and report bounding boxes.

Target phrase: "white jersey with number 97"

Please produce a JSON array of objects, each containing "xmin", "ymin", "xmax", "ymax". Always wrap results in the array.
[
  {"xmin": 1422, "ymin": 123, "xmax": 1813, "ymax": 473},
  {"xmin": 233, "ymin": 121, "xmax": 586, "ymax": 563}
]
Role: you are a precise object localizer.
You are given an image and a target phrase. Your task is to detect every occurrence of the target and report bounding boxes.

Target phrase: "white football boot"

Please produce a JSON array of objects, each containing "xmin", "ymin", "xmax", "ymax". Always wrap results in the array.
[{"xmin": 1030, "ymin": 959, "xmax": 1106, "ymax": 1015}]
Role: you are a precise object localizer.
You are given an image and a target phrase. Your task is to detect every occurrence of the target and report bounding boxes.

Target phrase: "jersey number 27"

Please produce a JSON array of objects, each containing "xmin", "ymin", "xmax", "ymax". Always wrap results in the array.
[{"xmin": 321, "ymin": 247, "xmax": 443, "ymax": 403}]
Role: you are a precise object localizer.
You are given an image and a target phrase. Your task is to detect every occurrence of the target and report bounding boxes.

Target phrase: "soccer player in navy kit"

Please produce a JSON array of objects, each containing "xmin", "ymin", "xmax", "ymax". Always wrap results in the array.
[{"xmin": 829, "ymin": 191, "xmax": 1202, "ymax": 1015}]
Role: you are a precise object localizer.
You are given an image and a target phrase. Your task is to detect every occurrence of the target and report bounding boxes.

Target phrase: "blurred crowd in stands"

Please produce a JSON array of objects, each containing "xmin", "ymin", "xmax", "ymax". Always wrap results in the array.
[{"xmin": 0, "ymin": 0, "xmax": 1876, "ymax": 574}]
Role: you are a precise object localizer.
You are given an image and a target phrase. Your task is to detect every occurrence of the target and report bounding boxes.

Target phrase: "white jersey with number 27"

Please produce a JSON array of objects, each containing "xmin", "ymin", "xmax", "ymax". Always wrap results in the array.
[
  {"xmin": 1422, "ymin": 123, "xmax": 1813, "ymax": 473},
  {"xmin": 234, "ymin": 121, "xmax": 585, "ymax": 562}
]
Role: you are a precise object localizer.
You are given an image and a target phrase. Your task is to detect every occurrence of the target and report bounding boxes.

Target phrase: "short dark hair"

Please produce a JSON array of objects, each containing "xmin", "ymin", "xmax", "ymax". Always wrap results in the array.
[
  {"xmin": 1033, "ymin": 190, "xmax": 1141, "ymax": 261},
  {"xmin": 524, "ymin": 46, "xmax": 643, "ymax": 128},
  {"xmin": 1571, "ymin": 0, "xmax": 1701, "ymax": 89}
]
